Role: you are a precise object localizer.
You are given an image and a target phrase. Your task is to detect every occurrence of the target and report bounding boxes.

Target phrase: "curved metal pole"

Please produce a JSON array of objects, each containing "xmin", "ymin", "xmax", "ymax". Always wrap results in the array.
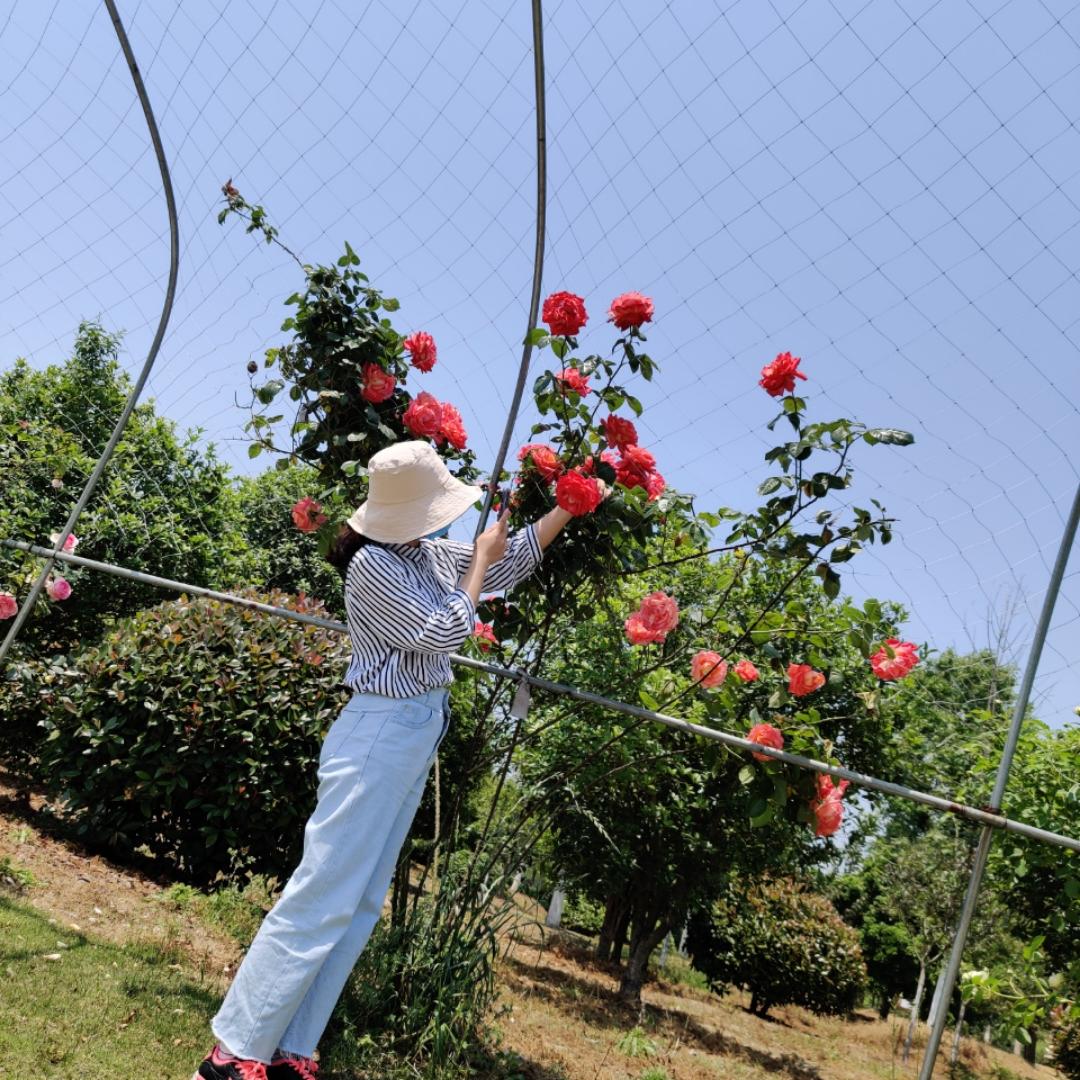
[
  {"xmin": 474, "ymin": 0, "xmax": 547, "ymax": 536},
  {"xmin": 0, "ymin": 0, "xmax": 180, "ymax": 670},
  {"xmin": 917, "ymin": 480, "xmax": 1080, "ymax": 1079}
]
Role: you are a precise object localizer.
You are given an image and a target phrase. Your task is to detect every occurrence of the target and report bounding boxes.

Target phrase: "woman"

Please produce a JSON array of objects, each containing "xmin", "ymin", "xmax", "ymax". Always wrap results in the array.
[{"xmin": 195, "ymin": 440, "xmax": 577, "ymax": 1080}]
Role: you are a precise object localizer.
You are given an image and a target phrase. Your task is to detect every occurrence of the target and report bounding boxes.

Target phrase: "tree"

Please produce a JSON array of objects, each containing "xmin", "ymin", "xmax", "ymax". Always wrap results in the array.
[
  {"xmin": 687, "ymin": 875, "xmax": 867, "ymax": 1017},
  {"xmin": 0, "ymin": 322, "xmax": 247, "ymax": 654}
]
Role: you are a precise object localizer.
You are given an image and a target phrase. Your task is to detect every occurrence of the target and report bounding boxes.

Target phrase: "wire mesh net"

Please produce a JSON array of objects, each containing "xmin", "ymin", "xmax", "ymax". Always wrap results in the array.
[{"xmin": 1, "ymin": 0, "xmax": 1078, "ymax": 723}]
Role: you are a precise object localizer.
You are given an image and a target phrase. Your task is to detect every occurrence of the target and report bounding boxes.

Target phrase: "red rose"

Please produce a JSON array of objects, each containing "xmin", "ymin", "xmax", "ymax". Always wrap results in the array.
[
  {"xmin": 608, "ymin": 291, "xmax": 654, "ymax": 330},
  {"xmin": 602, "ymin": 414, "xmax": 638, "ymax": 451},
  {"xmin": 759, "ymin": 351, "xmax": 807, "ymax": 397},
  {"xmin": 747, "ymin": 722, "xmax": 784, "ymax": 762},
  {"xmin": 616, "ymin": 445, "xmax": 656, "ymax": 489},
  {"xmin": 691, "ymin": 650, "xmax": 727, "ymax": 689},
  {"xmin": 556, "ymin": 367, "xmax": 591, "ymax": 397},
  {"xmin": 810, "ymin": 774, "xmax": 850, "ymax": 838},
  {"xmin": 517, "ymin": 443, "xmax": 563, "ymax": 483},
  {"xmin": 645, "ymin": 470, "xmax": 665, "ymax": 501},
  {"xmin": 436, "ymin": 401, "xmax": 468, "ymax": 450},
  {"xmin": 734, "ymin": 659, "xmax": 759, "ymax": 682},
  {"xmin": 403, "ymin": 391, "xmax": 443, "ymax": 439},
  {"xmin": 361, "ymin": 363, "xmax": 397, "ymax": 404},
  {"xmin": 788, "ymin": 662, "xmax": 825, "ymax": 697},
  {"xmin": 555, "ymin": 468, "xmax": 603, "ymax": 516},
  {"xmin": 403, "ymin": 331, "xmax": 437, "ymax": 373},
  {"xmin": 473, "ymin": 622, "xmax": 498, "ymax": 652},
  {"xmin": 869, "ymin": 638, "xmax": 919, "ymax": 681},
  {"xmin": 542, "ymin": 291, "xmax": 588, "ymax": 336},
  {"xmin": 291, "ymin": 496, "xmax": 328, "ymax": 533}
]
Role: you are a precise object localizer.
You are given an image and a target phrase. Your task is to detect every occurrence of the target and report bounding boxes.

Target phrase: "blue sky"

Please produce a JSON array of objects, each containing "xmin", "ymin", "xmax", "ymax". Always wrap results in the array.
[{"xmin": 2, "ymin": 0, "xmax": 1078, "ymax": 729}]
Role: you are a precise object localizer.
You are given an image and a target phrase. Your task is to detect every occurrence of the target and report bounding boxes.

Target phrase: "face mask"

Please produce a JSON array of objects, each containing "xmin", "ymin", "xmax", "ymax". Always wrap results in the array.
[{"xmin": 420, "ymin": 524, "xmax": 451, "ymax": 541}]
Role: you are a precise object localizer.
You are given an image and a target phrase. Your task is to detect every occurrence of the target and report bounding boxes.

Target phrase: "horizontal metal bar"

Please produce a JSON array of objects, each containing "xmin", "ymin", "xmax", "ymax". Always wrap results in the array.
[{"xmin": 5, "ymin": 537, "xmax": 1079, "ymax": 854}]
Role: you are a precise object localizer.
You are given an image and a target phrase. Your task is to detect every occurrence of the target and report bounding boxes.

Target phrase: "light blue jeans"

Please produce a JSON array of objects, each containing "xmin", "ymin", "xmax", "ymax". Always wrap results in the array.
[{"xmin": 211, "ymin": 686, "xmax": 451, "ymax": 1063}]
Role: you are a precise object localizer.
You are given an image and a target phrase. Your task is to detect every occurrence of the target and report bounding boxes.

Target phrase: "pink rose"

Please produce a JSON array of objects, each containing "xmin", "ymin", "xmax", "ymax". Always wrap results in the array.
[
  {"xmin": 634, "ymin": 591, "xmax": 679, "ymax": 641},
  {"xmin": 602, "ymin": 415, "xmax": 638, "ymax": 451},
  {"xmin": 0, "ymin": 592, "xmax": 17, "ymax": 620},
  {"xmin": 46, "ymin": 577, "xmax": 72, "ymax": 602},
  {"xmin": 608, "ymin": 291, "xmax": 654, "ymax": 330},
  {"xmin": 402, "ymin": 331, "xmax": 437, "ymax": 372},
  {"xmin": 556, "ymin": 468, "xmax": 603, "ymax": 517},
  {"xmin": 542, "ymin": 291, "xmax": 588, "ymax": 336},
  {"xmin": 691, "ymin": 650, "xmax": 728, "ymax": 689},
  {"xmin": 870, "ymin": 638, "xmax": 919, "ymax": 681},
  {"xmin": 436, "ymin": 401, "xmax": 468, "ymax": 450},
  {"xmin": 810, "ymin": 774, "xmax": 850, "ymax": 838},
  {"xmin": 734, "ymin": 659, "xmax": 759, "ymax": 682},
  {"xmin": 518, "ymin": 443, "xmax": 563, "ymax": 484},
  {"xmin": 747, "ymin": 722, "xmax": 784, "ymax": 762},
  {"xmin": 759, "ymin": 351, "xmax": 807, "ymax": 397},
  {"xmin": 291, "ymin": 496, "xmax": 328, "ymax": 533},
  {"xmin": 788, "ymin": 662, "xmax": 825, "ymax": 697},
  {"xmin": 624, "ymin": 614, "xmax": 655, "ymax": 646},
  {"xmin": 361, "ymin": 363, "xmax": 397, "ymax": 404},
  {"xmin": 403, "ymin": 391, "xmax": 443, "ymax": 440},
  {"xmin": 49, "ymin": 532, "xmax": 78, "ymax": 553}
]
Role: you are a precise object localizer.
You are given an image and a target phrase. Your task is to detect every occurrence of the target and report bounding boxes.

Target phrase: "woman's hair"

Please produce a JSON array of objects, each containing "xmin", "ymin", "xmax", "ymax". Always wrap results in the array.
[{"xmin": 326, "ymin": 523, "xmax": 371, "ymax": 575}]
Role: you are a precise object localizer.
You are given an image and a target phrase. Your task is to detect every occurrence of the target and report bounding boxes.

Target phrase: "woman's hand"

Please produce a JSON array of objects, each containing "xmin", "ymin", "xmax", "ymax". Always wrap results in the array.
[{"xmin": 474, "ymin": 511, "xmax": 510, "ymax": 567}]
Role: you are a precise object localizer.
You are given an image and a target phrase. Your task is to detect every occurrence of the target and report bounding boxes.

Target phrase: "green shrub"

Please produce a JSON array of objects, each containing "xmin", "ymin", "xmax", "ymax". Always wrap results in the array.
[
  {"xmin": 562, "ymin": 890, "xmax": 605, "ymax": 936},
  {"xmin": 1054, "ymin": 1015, "xmax": 1080, "ymax": 1079},
  {"xmin": 38, "ymin": 589, "xmax": 350, "ymax": 884},
  {"xmin": 687, "ymin": 875, "xmax": 867, "ymax": 1018}
]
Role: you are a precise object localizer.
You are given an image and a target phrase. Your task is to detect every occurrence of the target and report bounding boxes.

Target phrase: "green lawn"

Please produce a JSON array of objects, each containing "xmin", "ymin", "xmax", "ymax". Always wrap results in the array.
[{"xmin": 0, "ymin": 896, "xmax": 220, "ymax": 1079}]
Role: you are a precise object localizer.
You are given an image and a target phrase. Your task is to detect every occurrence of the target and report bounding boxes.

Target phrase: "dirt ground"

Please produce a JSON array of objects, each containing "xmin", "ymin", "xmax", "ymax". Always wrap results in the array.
[{"xmin": 0, "ymin": 769, "xmax": 1061, "ymax": 1080}]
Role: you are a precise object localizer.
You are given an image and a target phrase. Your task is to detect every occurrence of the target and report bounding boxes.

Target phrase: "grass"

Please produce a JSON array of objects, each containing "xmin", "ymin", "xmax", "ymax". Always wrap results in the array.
[
  {"xmin": 0, "ymin": 895, "xmax": 219, "ymax": 1078},
  {"xmin": 155, "ymin": 874, "xmax": 278, "ymax": 947}
]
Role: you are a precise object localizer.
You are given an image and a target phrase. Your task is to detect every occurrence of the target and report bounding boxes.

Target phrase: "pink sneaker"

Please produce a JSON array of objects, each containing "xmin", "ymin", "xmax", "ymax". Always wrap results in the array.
[
  {"xmin": 193, "ymin": 1044, "xmax": 269, "ymax": 1080},
  {"xmin": 268, "ymin": 1052, "xmax": 319, "ymax": 1080}
]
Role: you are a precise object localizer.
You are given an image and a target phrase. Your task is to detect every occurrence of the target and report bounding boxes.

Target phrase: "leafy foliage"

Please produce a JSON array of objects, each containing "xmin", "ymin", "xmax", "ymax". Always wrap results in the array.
[
  {"xmin": 37, "ymin": 590, "xmax": 350, "ymax": 883},
  {"xmin": 687, "ymin": 875, "xmax": 867, "ymax": 1017},
  {"xmin": 0, "ymin": 322, "xmax": 246, "ymax": 652},
  {"xmin": 1053, "ymin": 1014, "xmax": 1080, "ymax": 1079}
]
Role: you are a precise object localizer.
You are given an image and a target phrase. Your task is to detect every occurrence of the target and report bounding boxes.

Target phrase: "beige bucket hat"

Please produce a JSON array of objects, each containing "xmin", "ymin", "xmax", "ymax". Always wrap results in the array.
[{"xmin": 347, "ymin": 440, "xmax": 483, "ymax": 543}]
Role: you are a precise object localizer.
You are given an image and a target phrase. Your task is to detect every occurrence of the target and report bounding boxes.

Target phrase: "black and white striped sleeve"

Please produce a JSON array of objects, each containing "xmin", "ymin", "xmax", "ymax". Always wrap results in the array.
[
  {"xmin": 433, "ymin": 524, "xmax": 543, "ymax": 592},
  {"xmin": 347, "ymin": 547, "xmax": 476, "ymax": 654}
]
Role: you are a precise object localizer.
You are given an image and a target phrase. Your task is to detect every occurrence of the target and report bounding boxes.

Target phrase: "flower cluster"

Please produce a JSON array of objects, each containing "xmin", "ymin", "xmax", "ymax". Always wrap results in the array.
[
  {"xmin": 541, "ymin": 289, "xmax": 654, "ymax": 338},
  {"xmin": 403, "ymin": 391, "xmax": 468, "ymax": 450},
  {"xmin": 624, "ymin": 591, "xmax": 679, "ymax": 645}
]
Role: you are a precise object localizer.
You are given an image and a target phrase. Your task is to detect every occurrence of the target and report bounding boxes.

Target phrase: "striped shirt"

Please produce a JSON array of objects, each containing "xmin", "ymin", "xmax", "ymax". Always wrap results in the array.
[{"xmin": 342, "ymin": 523, "xmax": 543, "ymax": 697}]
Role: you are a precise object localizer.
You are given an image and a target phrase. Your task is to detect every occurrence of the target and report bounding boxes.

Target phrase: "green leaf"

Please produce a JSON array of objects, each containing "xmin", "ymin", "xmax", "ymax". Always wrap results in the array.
[
  {"xmin": 823, "ymin": 569, "xmax": 841, "ymax": 600},
  {"xmin": 247, "ymin": 443, "xmax": 263, "ymax": 459},
  {"xmin": 382, "ymin": 297, "xmax": 400, "ymax": 312},
  {"xmin": 757, "ymin": 477, "xmax": 781, "ymax": 496},
  {"xmin": 525, "ymin": 327, "xmax": 548, "ymax": 347},
  {"xmin": 638, "ymin": 689, "xmax": 660, "ymax": 711},
  {"xmin": 864, "ymin": 427, "xmax": 914, "ymax": 446},
  {"xmin": 738, "ymin": 764, "xmax": 756, "ymax": 786}
]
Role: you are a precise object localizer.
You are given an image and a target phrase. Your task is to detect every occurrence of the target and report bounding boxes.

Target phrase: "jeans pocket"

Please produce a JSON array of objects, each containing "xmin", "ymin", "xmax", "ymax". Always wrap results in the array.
[{"xmin": 388, "ymin": 699, "xmax": 439, "ymax": 729}]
